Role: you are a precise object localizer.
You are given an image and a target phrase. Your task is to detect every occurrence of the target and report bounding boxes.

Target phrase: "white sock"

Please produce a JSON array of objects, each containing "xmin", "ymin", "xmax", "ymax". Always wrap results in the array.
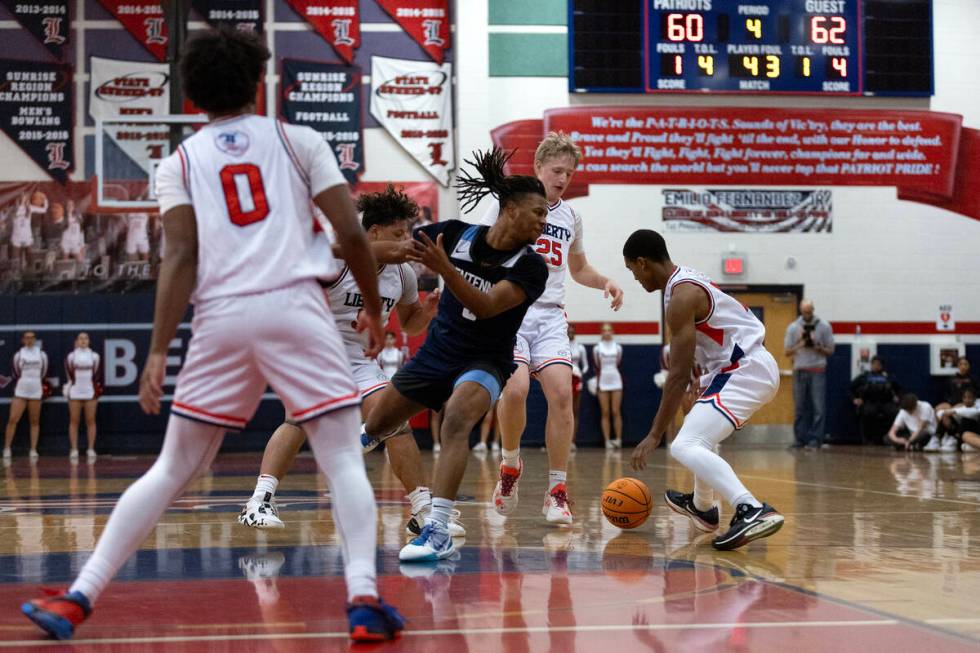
[
  {"xmin": 408, "ymin": 486, "xmax": 432, "ymax": 515},
  {"xmin": 252, "ymin": 474, "xmax": 278, "ymax": 501},
  {"xmin": 692, "ymin": 475, "xmax": 715, "ymax": 511},
  {"xmin": 429, "ymin": 497, "xmax": 454, "ymax": 528},
  {"xmin": 501, "ymin": 447, "xmax": 520, "ymax": 468},
  {"xmin": 70, "ymin": 417, "xmax": 224, "ymax": 603},
  {"xmin": 304, "ymin": 407, "xmax": 378, "ymax": 601},
  {"xmin": 733, "ymin": 493, "xmax": 762, "ymax": 509},
  {"xmin": 548, "ymin": 470, "xmax": 566, "ymax": 491}
]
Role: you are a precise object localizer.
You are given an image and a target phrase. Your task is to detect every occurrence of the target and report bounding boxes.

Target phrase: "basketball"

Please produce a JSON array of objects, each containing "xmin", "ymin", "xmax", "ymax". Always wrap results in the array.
[{"xmin": 601, "ymin": 477, "xmax": 653, "ymax": 529}]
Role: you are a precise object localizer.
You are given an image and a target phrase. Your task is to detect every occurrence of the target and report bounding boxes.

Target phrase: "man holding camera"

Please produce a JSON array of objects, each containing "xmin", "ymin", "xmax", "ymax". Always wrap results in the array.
[{"xmin": 785, "ymin": 299, "xmax": 835, "ymax": 449}]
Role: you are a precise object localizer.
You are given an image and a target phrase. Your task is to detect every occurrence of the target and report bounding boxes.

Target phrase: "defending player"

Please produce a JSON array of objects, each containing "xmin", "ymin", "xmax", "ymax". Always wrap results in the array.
[
  {"xmin": 364, "ymin": 147, "xmax": 549, "ymax": 561},
  {"xmin": 625, "ymin": 229, "xmax": 784, "ymax": 551},
  {"xmin": 484, "ymin": 133, "xmax": 624, "ymax": 525},
  {"xmin": 21, "ymin": 28, "xmax": 403, "ymax": 641},
  {"xmin": 236, "ymin": 185, "xmax": 461, "ymax": 537}
]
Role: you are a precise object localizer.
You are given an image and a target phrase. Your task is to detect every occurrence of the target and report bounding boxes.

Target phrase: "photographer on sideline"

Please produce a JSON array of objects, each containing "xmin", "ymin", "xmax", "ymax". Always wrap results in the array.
[{"xmin": 785, "ymin": 299, "xmax": 835, "ymax": 449}]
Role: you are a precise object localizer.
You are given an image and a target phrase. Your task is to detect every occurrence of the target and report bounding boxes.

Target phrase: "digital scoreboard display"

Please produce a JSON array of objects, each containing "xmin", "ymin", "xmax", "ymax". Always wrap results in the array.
[
  {"xmin": 649, "ymin": 0, "xmax": 859, "ymax": 93},
  {"xmin": 569, "ymin": 0, "xmax": 933, "ymax": 96}
]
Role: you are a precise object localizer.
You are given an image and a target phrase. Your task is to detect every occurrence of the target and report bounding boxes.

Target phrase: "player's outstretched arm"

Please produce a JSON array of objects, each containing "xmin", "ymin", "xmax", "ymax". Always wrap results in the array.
[
  {"xmin": 568, "ymin": 250, "xmax": 624, "ymax": 310},
  {"xmin": 315, "ymin": 185, "xmax": 384, "ymax": 357},
  {"xmin": 631, "ymin": 284, "xmax": 703, "ymax": 471},
  {"xmin": 417, "ymin": 232, "xmax": 527, "ymax": 319},
  {"xmin": 140, "ymin": 205, "xmax": 197, "ymax": 415}
]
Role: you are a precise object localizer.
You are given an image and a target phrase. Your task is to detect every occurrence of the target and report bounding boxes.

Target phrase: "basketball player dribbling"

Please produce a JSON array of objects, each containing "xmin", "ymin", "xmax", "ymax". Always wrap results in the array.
[
  {"xmin": 624, "ymin": 229, "xmax": 785, "ymax": 550},
  {"xmin": 363, "ymin": 147, "xmax": 549, "ymax": 562},
  {"xmin": 21, "ymin": 28, "xmax": 404, "ymax": 641},
  {"xmin": 484, "ymin": 133, "xmax": 624, "ymax": 525}
]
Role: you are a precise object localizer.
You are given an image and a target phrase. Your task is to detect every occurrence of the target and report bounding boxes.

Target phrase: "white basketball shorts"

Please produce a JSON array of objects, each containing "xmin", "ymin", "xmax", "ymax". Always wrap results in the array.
[
  {"xmin": 694, "ymin": 350, "xmax": 779, "ymax": 430},
  {"xmin": 513, "ymin": 303, "xmax": 572, "ymax": 373},
  {"xmin": 171, "ymin": 282, "xmax": 360, "ymax": 429}
]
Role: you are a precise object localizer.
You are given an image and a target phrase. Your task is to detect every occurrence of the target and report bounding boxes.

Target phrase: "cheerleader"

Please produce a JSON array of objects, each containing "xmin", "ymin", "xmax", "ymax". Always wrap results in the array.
[
  {"xmin": 593, "ymin": 322, "xmax": 624, "ymax": 449},
  {"xmin": 9, "ymin": 194, "xmax": 33, "ymax": 270},
  {"xmin": 64, "ymin": 332, "xmax": 101, "ymax": 463},
  {"xmin": 60, "ymin": 201, "xmax": 86, "ymax": 262},
  {"xmin": 568, "ymin": 324, "xmax": 589, "ymax": 445},
  {"xmin": 4, "ymin": 332, "xmax": 48, "ymax": 462},
  {"xmin": 377, "ymin": 331, "xmax": 406, "ymax": 380}
]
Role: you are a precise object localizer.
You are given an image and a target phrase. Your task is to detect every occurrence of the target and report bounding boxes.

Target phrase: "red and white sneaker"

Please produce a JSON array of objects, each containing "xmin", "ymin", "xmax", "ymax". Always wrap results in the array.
[
  {"xmin": 542, "ymin": 483, "xmax": 573, "ymax": 525},
  {"xmin": 492, "ymin": 459, "xmax": 523, "ymax": 515}
]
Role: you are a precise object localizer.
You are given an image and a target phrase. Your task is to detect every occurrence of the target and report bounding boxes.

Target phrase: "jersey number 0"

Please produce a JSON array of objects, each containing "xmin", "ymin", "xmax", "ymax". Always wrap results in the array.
[{"xmin": 220, "ymin": 163, "xmax": 270, "ymax": 226}]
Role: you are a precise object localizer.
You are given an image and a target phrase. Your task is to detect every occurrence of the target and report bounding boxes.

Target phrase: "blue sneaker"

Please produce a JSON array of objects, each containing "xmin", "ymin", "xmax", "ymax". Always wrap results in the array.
[
  {"xmin": 361, "ymin": 424, "xmax": 396, "ymax": 453},
  {"xmin": 347, "ymin": 596, "xmax": 405, "ymax": 642},
  {"xmin": 399, "ymin": 522, "xmax": 455, "ymax": 562},
  {"xmin": 22, "ymin": 590, "xmax": 92, "ymax": 640}
]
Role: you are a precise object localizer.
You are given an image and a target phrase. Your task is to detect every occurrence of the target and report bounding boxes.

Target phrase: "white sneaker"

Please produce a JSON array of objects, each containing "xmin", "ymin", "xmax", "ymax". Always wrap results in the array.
[
  {"xmin": 940, "ymin": 435, "xmax": 959, "ymax": 452},
  {"xmin": 399, "ymin": 522, "xmax": 455, "ymax": 562},
  {"xmin": 86, "ymin": 449, "xmax": 97, "ymax": 463},
  {"xmin": 238, "ymin": 495, "xmax": 285, "ymax": 529},
  {"xmin": 604, "ymin": 440, "xmax": 615, "ymax": 450},
  {"xmin": 28, "ymin": 449, "xmax": 39, "ymax": 463},
  {"xmin": 472, "ymin": 442, "xmax": 487, "ymax": 453},
  {"xmin": 612, "ymin": 439, "xmax": 622, "ymax": 449},
  {"xmin": 492, "ymin": 458, "xmax": 523, "ymax": 515},
  {"xmin": 491, "ymin": 441, "xmax": 500, "ymax": 453},
  {"xmin": 432, "ymin": 442, "xmax": 441, "ymax": 454},
  {"xmin": 2, "ymin": 448, "xmax": 10, "ymax": 460},
  {"xmin": 962, "ymin": 442, "xmax": 979, "ymax": 452},
  {"xmin": 407, "ymin": 508, "xmax": 466, "ymax": 538},
  {"xmin": 542, "ymin": 483, "xmax": 573, "ymax": 525},
  {"xmin": 923, "ymin": 435, "xmax": 941, "ymax": 452},
  {"xmin": 69, "ymin": 449, "xmax": 79, "ymax": 463}
]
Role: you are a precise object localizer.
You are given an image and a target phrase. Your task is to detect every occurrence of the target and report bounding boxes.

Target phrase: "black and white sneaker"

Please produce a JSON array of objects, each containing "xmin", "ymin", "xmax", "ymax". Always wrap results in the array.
[
  {"xmin": 238, "ymin": 492, "xmax": 285, "ymax": 529},
  {"xmin": 712, "ymin": 503, "xmax": 783, "ymax": 551},
  {"xmin": 664, "ymin": 490, "xmax": 719, "ymax": 532}
]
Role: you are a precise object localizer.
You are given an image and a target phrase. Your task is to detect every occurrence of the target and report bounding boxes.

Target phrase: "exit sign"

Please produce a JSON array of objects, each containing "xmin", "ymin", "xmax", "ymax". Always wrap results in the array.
[{"xmin": 722, "ymin": 255, "xmax": 745, "ymax": 276}]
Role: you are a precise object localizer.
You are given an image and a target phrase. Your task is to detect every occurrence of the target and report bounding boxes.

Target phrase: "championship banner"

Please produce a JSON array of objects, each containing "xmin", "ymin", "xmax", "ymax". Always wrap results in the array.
[
  {"xmin": 0, "ymin": 59, "xmax": 73, "ymax": 183},
  {"xmin": 0, "ymin": 1, "xmax": 69, "ymax": 60},
  {"xmin": 370, "ymin": 56, "xmax": 453, "ymax": 186},
  {"xmin": 542, "ymin": 107, "xmax": 962, "ymax": 197},
  {"xmin": 284, "ymin": 1, "xmax": 359, "ymax": 65},
  {"xmin": 191, "ymin": 0, "xmax": 263, "ymax": 32},
  {"xmin": 95, "ymin": 1, "xmax": 168, "ymax": 62},
  {"xmin": 376, "ymin": 0, "xmax": 450, "ymax": 64},
  {"xmin": 89, "ymin": 57, "xmax": 171, "ymax": 176},
  {"xmin": 662, "ymin": 189, "xmax": 833, "ymax": 233},
  {"xmin": 280, "ymin": 58, "xmax": 363, "ymax": 185}
]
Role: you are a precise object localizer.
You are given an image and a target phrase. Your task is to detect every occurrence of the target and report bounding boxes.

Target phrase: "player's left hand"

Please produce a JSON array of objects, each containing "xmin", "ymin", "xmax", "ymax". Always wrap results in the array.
[
  {"xmin": 417, "ymin": 232, "xmax": 451, "ymax": 275},
  {"xmin": 357, "ymin": 309, "xmax": 384, "ymax": 359},
  {"xmin": 631, "ymin": 432, "xmax": 663, "ymax": 471},
  {"xmin": 604, "ymin": 279, "xmax": 624, "ymax": 311}
]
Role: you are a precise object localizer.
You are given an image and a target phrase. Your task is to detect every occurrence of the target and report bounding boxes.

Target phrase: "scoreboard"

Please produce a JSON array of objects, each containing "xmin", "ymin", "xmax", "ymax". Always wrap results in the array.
[{"xmin": 570, "ymin": 0, "xmax": 933, "ymax": 96}]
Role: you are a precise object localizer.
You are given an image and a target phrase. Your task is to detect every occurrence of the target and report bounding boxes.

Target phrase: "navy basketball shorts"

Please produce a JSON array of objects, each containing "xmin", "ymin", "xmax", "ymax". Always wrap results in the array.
[{"xmin": 391, "ymin": 348, "xmax": 514, "ymax": 411}]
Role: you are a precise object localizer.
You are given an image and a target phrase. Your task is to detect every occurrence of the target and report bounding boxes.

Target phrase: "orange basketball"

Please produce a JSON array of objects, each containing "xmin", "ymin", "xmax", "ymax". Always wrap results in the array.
[{"xmin": 601, "ymin": 477, "xmax": 652, "ymax": 529}]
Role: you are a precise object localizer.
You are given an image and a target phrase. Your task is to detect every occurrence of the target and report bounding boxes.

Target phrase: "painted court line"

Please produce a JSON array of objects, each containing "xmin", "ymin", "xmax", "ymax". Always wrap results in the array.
[{"xmin": 0, "ymin": 619, "xmax": 902, "ymax": 647}]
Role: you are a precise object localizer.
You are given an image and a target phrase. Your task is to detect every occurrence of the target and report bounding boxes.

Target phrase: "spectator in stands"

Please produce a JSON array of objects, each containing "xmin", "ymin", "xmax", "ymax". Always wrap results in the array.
[
  {"xmin": 9, "ymin": 194, "xmax": 33, "ymax": 271},
  {"xmin": 850, "ymin": 356, "xmax": 900, "ymax": 445},
  {"xmin": 886, "ymin": 393, "xmax": 937, "ymax": 451},
  {"xmin": 937, "ymin": 387, "xmax": 979, "ymax": 452},
  {"xmin": 43, "ymin": 201, "xmax": 66, "ymax": 249},
  {"xmin": 935, "ymin": 357, "xmax": 977, "ymax": 415},
  {"xmin": 125, "ymin": 212, "xmax": 150, "ymax": 262},
  {"xmin": 568, "ymin": 324, "xmax": 588, "ymax": 446},
  {"xmin": 785, "ymin": 299, "xmax": 835, "ymax": 449},
  {"xmin": 60, "ymin": 201, "xmax": 86, "ymax": 262}
]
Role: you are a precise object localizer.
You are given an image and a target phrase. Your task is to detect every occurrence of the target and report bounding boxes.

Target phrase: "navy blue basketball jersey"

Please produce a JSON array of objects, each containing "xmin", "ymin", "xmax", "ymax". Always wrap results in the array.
[{"xmin": 416, "ymin": 220, "xmax": 547, "ymax": 362}]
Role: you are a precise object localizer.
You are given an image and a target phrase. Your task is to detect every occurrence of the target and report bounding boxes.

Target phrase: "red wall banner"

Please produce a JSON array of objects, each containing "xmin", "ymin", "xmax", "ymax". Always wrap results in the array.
[
  {"xmin": 96, "ymin": 1, "xmax": 168, "ymax": 62},
  {"xmin": 491, "ymin": 107, "xmax": 978, "ymax": 220},
  {"xmin": 284, "ymin": 1, "xmax": 359, "ymax": 65},
  {"xmin": 376, "ymin": 0, "xmax": 450, "ymax": 64}
]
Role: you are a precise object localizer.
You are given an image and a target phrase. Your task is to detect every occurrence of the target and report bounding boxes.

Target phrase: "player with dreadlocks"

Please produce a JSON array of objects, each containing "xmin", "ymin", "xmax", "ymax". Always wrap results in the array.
[{"xmin": 363, "ymin": 147, "xmax": 549, "ymax": 562}]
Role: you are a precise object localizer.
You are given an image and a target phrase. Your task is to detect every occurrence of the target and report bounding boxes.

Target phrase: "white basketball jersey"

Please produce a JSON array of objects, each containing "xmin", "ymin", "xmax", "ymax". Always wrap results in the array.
[
  {"xmin": 155, "ymin": 115, "xmax": 344, "ymax": 303},
  {"xmin": 325, "ymin": 262, "xmax": 418, "ymax": 359},
  {"xmin": 480, "ymin": 198, "xmax": 583, "ymax": 306},
  {"xmin": 663, "ymin": 266, "xmax": 766, "ymax": 377},
  {"xmin": 378, "ymin": 346, "xmax": 404, "ymax": 379}
]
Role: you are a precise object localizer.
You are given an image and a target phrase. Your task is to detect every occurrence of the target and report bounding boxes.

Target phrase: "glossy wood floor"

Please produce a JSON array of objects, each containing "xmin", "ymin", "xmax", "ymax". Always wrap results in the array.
[{"xmin": 0, "ymin": 443, "xmax": 978, "ymax": 651}]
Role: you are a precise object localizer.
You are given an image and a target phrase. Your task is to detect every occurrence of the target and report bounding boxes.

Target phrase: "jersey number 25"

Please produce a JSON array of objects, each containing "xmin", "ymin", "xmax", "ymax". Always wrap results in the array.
[
  {"xmin": 535, "ymin": 238, "xmax": 562, "ymax": 266},
  {"xmin": 220, "ymin": 163, "xmax": 270, "ymax": 226}
]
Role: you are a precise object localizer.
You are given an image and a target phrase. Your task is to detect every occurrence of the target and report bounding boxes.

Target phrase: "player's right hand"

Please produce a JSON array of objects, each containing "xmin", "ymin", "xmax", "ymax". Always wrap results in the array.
[
  {"xmin": 357, "ymin": 308, "xmax": 384, "ymax": 359},
  {"xmin": 139, "ymin": 352, "xmax": 167, "ymax": 415}
]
